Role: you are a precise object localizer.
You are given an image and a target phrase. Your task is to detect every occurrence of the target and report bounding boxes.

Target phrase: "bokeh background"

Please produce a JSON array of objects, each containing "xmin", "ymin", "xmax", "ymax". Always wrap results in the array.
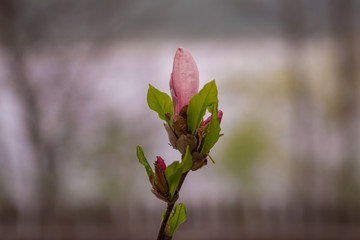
[{"xmin": 1, "ymin": 0, "xmax": 360, "ymax": 239}]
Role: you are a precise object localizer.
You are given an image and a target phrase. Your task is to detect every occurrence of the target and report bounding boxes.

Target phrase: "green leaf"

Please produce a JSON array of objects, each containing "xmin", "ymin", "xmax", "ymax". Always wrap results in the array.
[
  {"xmin": 165, "ymin": 161, "xmax": 182, "ymax": 200},
  {"xmin": 147, "ymin": 84, "xmax": 173, "ymax": 125},
  {"xmin": 187, "ymin": 80, "xmax": 218, "ymax": 134},
  {"xmin": 168, "ymin": 203, "xmax": 187, "ymax": 236},
  {"xmin": 162, "ymin": 209, "xmax": 167, "ymax": 220},
  {"xmin": 200, "ymin": 104, "xmax": 221, "ymax": 154},
  {"xmin": 165, "ymin": 147, "xmax": 192, "ymax": 199},
  {"xmin": 136, "ymin": 145, "xmax": 153, "ymax": 177},
  {"xmin": 181, "ymin": 146, "xmax": 192, "ymax": 173}
]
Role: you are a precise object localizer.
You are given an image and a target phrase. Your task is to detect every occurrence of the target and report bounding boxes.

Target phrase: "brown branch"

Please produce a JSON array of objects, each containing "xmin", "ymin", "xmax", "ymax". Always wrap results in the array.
[
  {"xmin": 157, "ymin": 171, "xmax": 189, "ymax": 240},
  {"xmin": 157, "ymin": 203, "xmax": 175, "ymax": 240}
]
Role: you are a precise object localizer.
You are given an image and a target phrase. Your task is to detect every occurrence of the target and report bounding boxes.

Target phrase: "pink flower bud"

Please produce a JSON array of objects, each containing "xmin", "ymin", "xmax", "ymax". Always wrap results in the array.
[
  {"xmin": 203, "ymin": 110, "xmax": 223, "ymax": 127},
  {"xmin": 156, "ymin": 156, "xmax": 167, "ymax": 173},
  {"xmin": 153, "ymin": 156, "xmax": 169, "ymax": 202},
  {"xmin": 170, "ymin": 47, "xmax": 199, "ymax": 114}
]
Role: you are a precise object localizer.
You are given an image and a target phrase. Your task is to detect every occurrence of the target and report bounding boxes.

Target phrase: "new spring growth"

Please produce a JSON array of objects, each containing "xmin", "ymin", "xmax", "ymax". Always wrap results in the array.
[
  {"xmin": 139, "ymin": 46, "xmax": 223, "ymax": 193},
  {"xmin": 165, "ymin": 47, "xmax": 223, "ymax": 170},
  {"xmin": 137, "ymin": 47, "xmax": 223, "ymax": 239}
]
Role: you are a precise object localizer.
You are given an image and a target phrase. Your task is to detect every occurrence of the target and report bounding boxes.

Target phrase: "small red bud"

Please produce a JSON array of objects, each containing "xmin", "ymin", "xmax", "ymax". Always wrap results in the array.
[{"xmin": 156, "ymin": 156, "xmax": 167, "ymax": 173}]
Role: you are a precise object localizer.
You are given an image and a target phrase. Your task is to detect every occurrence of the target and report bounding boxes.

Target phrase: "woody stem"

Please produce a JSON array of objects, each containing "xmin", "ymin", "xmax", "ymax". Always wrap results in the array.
[
  {"xmin": 157, "ymin": 171, "xmax": 189, "ymax": 240},
  {"xmin": 157, "ymin": 203, "xmax": 174, "ymax": 240}
]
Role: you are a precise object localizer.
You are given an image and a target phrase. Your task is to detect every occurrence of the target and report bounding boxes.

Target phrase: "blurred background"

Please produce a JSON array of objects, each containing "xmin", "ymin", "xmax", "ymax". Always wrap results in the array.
[{"xmin": 0, "ymin": 0, "xmax": 360, "ymax": 239}]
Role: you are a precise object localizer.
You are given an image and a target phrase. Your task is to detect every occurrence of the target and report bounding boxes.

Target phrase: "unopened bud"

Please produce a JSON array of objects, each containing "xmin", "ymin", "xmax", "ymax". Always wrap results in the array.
[{"xmin": 151, "ymin": 157, "xmax": 170, "ymax": 202}]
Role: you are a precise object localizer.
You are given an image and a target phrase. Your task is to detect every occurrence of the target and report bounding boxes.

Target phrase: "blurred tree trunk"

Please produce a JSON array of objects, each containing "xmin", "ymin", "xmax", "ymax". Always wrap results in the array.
[
  {"xmin": 0, "ymin": 0, "xmax": 58, "ymax": 222},
  {"xmin": 277, "ymin": 0, "xmax": 315, "ymax": 204},
  {"xmin": 329, "ymin": 0, "xmax": 360, "ymax": 204}
]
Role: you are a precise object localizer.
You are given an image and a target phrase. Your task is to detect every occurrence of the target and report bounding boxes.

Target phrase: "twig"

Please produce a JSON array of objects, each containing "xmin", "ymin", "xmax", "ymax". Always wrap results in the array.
[{"xmin": 157, "ymin": 171, "xmax": 189, "ymax": 240}]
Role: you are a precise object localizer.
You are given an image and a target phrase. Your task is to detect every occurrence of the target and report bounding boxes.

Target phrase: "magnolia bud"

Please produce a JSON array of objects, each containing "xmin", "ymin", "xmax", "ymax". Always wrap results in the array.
[
  {"xmin": 170, "ymin": 47, "xmax": 199, "ymax": 114},
  {"xmin": 151, "ymin": 157, "xmax": 169, "ymax": 202}
]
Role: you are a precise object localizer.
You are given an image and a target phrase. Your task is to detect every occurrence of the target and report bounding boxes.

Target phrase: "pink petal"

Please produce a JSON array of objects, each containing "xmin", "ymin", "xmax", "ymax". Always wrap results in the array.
[
  {"xmin": 156, "ymin": 156, "xmax": 167, "ymax": 173},
  {"xmin": 170, "ymin": 47, "xmax": 199, "ymax": 114},
  {"xmin": 218, "ymin": 110, "xmax": 223, "ymax": 124},
  {"xmin": 203, "ymin": 110, "xmax": 223, "ymax": 127}
]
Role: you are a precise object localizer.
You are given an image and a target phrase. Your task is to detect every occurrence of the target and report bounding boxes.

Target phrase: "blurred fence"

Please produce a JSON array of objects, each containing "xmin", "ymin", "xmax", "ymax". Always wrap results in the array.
[{"xmin": 1, "ymin": 202, "xmax": 360, "ymax": 239}]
